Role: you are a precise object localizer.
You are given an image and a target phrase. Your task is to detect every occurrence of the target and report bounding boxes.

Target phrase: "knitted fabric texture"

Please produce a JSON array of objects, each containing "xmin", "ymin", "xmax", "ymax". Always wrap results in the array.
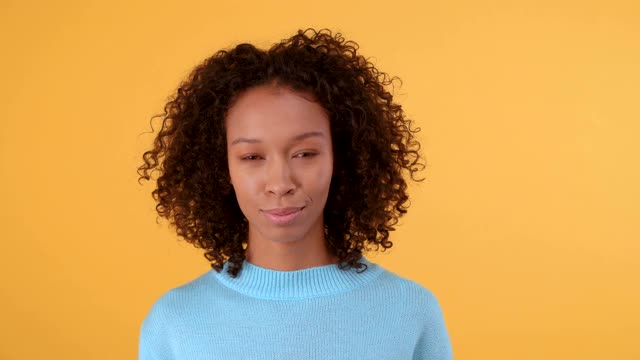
[{"xmin": 139, "ymin": 256, "xmax": 453, "ymax": 359}]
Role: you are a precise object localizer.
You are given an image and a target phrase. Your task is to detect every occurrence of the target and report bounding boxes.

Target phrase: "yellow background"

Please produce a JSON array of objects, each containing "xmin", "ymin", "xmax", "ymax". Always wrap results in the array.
[{"xmin": 1, "ymin": 0, "xmax": 638, "ymax": 359}]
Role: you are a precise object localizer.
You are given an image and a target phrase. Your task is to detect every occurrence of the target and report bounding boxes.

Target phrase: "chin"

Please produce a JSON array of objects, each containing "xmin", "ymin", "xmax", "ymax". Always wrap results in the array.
[{"xmin": 267, "ymin": 229, "xmax": 307, "ymax": 243}]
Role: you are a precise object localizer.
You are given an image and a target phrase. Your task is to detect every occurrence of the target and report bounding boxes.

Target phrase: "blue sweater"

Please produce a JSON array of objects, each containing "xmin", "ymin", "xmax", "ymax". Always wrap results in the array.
[{"xmin": 139, "ymin": 256, "xmax": 453, "ymax": 359}]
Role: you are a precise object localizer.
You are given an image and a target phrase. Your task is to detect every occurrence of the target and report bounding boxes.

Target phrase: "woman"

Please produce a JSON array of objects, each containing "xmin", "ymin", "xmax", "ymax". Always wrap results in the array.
[{"xmin": 137, "ymin": 28, "xmax": 452, "ymax": 359}]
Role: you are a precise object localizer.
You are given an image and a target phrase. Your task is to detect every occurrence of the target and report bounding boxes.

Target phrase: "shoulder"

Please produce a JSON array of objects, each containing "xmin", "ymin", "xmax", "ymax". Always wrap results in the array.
[
  {"xmin": 141, "ymin": 269, "xmax": 216, "ymax": 325},
  {"xmin": 374, "ymin": 264, "xmax": 446, "ymax": 319},
  {"xmin": 375, "ymin": 265, "xmax": 453, "ymax": 357}
]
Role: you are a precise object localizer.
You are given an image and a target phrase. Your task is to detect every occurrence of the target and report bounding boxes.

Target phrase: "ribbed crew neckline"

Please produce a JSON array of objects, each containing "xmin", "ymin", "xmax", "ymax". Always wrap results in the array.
[{"xmin": 211, "ymin": 256, "xmax": 384, "ymax": 300}]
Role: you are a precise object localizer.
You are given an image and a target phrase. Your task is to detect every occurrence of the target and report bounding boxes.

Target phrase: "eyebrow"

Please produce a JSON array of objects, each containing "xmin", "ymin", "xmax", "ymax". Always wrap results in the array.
[{"xmin": 230, "ymin": 131, "xmax": 325, "ymax": 146}]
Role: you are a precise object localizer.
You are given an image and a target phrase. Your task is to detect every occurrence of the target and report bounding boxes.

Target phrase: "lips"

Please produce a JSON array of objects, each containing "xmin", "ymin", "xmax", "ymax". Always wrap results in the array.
[
  {"xmin": 262, "ymin": 207, "xmax": 305, "ymax": 226},
  {"xmin": 262, "ymin": 207, "xmax": 303, "ymax": 216}
]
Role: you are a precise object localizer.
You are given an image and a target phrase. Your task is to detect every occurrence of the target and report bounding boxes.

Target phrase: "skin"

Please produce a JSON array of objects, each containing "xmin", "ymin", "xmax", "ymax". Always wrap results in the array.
[{"xmin": 225, "ymin": 82, "xmax": 339, "ymax": 271}]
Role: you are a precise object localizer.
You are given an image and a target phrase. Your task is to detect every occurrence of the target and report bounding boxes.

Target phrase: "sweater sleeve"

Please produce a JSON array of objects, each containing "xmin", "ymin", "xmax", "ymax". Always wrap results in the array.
[
  {"xmin": 412, "ymin": 290, "xmax": 453, "ymax": 360},
  {"xmin": 138, "ymin": 296, "xmax": 173, "ymax": 360}
]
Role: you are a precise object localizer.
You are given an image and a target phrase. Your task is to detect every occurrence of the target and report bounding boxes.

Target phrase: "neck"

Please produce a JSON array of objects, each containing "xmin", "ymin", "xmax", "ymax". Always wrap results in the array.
[
  {"xmin": 245, "ymin": 239, "xmax": 338, "ymax": 271},
  {"xmin": 245, "ymin": 220, "xmax": 337, "ymax": 271}
]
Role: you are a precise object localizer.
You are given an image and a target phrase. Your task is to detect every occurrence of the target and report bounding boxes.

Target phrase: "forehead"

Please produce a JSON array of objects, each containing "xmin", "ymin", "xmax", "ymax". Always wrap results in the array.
[{"xmin": 225, "ymin": 84, "xmax": 330, "ymax": 139}]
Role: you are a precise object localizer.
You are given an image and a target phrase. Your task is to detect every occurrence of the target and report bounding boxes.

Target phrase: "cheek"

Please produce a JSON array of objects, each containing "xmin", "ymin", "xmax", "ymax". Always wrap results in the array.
[
  {"xmin": 305, "ymin": 161, "xmax": 333, "ymax": 196},
  {"xmin": 233, "ymin": 177, "xmax": 256, "ymax": 196},
  {"xmin": 229, "ymin": 169, "xmax": 257, "ymax": 204}
]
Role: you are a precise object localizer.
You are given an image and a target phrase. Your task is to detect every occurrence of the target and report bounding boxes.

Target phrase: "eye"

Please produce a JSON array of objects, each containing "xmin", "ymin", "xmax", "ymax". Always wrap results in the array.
[
  {"xmin": 241, "ymin": 154, "xmax": 262, "ymax": 161},
  {"xmin": 295, "ymin": 152, "xmax": 317, "ymax": 158}
]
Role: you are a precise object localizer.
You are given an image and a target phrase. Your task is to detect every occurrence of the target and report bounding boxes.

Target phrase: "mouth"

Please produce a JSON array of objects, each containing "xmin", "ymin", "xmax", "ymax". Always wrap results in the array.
[
  {"xmin": 262, "ymin": 206, "xmax": 304, "ymax": 216},
  {"xmin": 261, "ymin": 207, "xmax": 305, "ymax": 226}
]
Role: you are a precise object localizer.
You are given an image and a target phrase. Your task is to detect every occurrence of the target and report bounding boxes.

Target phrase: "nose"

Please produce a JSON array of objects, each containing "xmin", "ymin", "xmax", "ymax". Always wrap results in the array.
[{"xmin": 265, "ymin": 157, "xmax": 296, "ymax": 196}]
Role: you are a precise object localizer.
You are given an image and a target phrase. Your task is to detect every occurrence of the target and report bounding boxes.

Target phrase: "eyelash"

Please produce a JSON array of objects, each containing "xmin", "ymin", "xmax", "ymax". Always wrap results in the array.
[{"xmin": 241, "ymin": 152, "xmax": 317, "ymax": 161}]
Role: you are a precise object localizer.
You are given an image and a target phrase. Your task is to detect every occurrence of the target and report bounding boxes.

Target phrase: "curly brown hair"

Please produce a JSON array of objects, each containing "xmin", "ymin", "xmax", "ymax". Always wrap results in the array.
[{"xmin": 137, "ymin": 28, "xmax": 426, "ymax": 278}]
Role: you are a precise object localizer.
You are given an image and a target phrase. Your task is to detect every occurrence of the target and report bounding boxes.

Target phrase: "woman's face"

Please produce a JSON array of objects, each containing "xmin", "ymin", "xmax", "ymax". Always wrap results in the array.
[{"xmin": 225, "ymin": 84, "xmax": 333, "ymax": 246}]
